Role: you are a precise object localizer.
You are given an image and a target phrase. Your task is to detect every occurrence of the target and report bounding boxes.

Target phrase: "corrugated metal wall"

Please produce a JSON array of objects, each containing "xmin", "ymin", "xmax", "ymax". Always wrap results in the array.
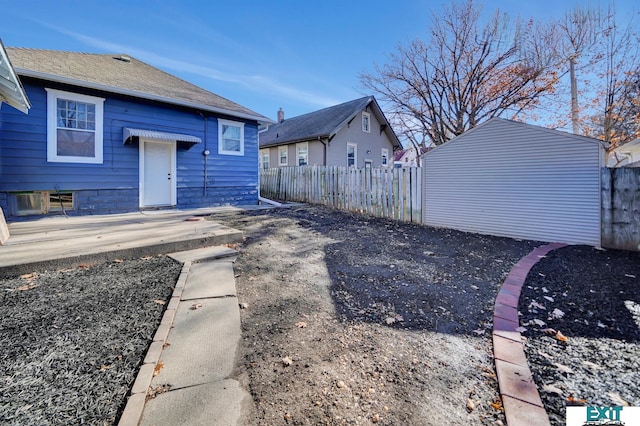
[{"xmin": 423, "ymin": 118, "xmax": 602, "ymax": 246}]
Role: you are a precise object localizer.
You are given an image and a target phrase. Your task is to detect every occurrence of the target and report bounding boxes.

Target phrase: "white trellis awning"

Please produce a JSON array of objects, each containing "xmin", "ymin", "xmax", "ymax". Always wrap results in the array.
[{"xmin": 123, "ymin": 127, "xmax": 201, "ymax": 145}]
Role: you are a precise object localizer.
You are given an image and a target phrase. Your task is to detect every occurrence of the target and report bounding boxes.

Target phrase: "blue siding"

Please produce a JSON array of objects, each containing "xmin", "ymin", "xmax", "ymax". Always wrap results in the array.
[{"xmin": 0, "ymin": 80, "xmax": 259, "ymax": 216}]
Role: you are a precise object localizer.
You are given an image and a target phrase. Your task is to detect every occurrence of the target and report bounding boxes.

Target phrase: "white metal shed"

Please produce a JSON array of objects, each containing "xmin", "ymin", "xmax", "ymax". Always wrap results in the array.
[{"xmin": 423, "ymin": 118, "xmax": 604, "ymax": 246}]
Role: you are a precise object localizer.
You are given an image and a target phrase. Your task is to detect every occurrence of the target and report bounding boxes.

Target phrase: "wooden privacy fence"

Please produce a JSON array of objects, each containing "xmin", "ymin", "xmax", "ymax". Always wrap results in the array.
[{"xmin": 260, "ymin": 166, "xmax": 422, "ymax": 223}]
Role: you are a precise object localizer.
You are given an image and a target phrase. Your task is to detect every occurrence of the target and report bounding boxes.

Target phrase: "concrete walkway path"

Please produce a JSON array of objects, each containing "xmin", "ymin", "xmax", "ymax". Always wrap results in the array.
[{"xmin": 118, "ymin": 246, "xmax": 252, "ymax": 426}]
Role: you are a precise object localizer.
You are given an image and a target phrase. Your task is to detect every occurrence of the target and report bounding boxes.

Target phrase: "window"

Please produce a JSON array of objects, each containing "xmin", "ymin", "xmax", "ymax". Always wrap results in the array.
[
  {"xmin": 260, "ymin": 149, "xmax": 269, "ymax": 170},
  {"xmin": 12, "ymin": 191, "xmax": 74, "ymax": 216},
  {"xmin": 279, "ymin": 146, "xmax": 288, "ymax": 166},
  {"xmin": 218, "ymin": 119, "xmax": 245, "ymax": 155},
  {"xmin": 46, "ymin": 89, "xmax": 104, "ymax": 164},
  {"xmin": 381, "ymin": 148, "xmax": 389, "ymax": 166},
  {"xmin": 362, "ymin": 112, "xmax": 371, "ymax": 133},
  {"xmin": 347, "ymin": 143, "xmax": 357, "ymax": 167},
  {"xmin": 297, "ymin": 143, "xmax": 308, "ymax": 166}
]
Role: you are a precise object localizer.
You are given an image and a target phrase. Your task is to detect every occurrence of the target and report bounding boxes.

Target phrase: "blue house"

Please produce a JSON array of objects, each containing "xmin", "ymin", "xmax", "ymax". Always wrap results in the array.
[{"xmin": 0, "ymin": 48, "xmax": 271, "ymax": 217}]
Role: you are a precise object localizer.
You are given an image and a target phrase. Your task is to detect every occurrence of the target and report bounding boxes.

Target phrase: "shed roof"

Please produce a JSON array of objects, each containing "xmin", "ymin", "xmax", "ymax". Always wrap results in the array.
[
  {"xmin": 6, "ymin": 47, "xmax": 271, "ymax": 123},
  {"xmin": 259, "ymin": 96, "xmax": 401, "ymax": 149}
]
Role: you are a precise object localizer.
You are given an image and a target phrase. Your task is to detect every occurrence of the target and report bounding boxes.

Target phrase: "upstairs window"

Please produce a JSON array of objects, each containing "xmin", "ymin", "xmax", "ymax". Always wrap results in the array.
[
  {"xmin": 382, "ymin": 148, "xmax": 389, "ymax": 166},
  {"xmin": 347, "ymin": 143, "xmax": 357, "ymax": 167},
  {"xmin": 218, "ymin": 119, "xmax": 245, "ymax": 156},
  {"xmin": 279, "ymin": 146, "xmax": 288, "ymax": 166},
  {"xmin": 362, "ymin": 112, "xmax": 371, "ymax": 133},
  {"xmin": 46, "ymin": 89, "xmax": 104, "ymax": 164},
  {"xmin": 297, "ymin": 143, "xmax": 308, "ymax": 166}
]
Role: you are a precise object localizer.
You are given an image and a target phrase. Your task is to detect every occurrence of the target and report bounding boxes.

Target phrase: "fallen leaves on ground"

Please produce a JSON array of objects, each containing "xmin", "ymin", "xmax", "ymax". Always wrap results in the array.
[
  {"xmin": 555, "ymin": 331, "xmax": 568, "ymax": 342},
  {"xmin": 190, "ymin": 303, "xmax": 203, "ymax": 310},
  {"xmin": 542, "ymin": 384, "xmax": 563, "ymax": 395},
  {"xmin": 153, "ymin": 362, "xmax": 164, "ymax": 377},
  {"xmin": 281, "ymin": 356, "xmax": 293, "ymax": 367},
  {"xmin": 294, "ymin": 321, "xmax": 307, "ymax": 328},
  {"xmin": 153, "ymin": 299, "xmax": 166, "ymax": 305}
]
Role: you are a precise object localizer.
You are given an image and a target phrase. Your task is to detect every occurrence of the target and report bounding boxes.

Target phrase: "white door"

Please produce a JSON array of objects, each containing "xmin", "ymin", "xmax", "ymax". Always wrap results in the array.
[{"xmin": 140, "ymin": 140, "xmax": 176, "ymax": 207}]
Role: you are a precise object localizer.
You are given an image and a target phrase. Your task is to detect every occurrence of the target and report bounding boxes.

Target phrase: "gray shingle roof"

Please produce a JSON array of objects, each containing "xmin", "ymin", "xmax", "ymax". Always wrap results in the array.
[
  {"xmin": 260, "ymin": 96, "xmax": 400, "ymax": 148},
  {"xmin": 6, "ymin": 47, "xmax": 270, "ymax": 123}
]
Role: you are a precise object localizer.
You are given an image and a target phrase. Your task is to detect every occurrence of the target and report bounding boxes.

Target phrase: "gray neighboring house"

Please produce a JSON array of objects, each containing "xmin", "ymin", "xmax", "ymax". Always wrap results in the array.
[
  {"xmin": 423, "ymin": 118, "xmax": 605, "ymax": 246},
  {"xmin": 259, "ymin": 96, "xmax": 401, "ymax": 169}
]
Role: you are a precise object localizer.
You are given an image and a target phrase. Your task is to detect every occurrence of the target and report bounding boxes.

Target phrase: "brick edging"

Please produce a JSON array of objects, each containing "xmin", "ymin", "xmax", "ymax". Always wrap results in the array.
[
  {"xmin": 117, "ymin": 260, "xmax": 192, "ymax": 426},
  {"xmin": 493, "ymin": 243, "xmax": 567, "ymax": 426}
]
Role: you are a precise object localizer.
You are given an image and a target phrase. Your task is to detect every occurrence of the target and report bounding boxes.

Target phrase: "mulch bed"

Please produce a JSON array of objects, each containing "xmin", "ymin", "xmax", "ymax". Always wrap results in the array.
[
  {"xmin": 519, "ymin": 245, "xmax": 640, "ymax": 425},
  {"xmin": 0, "ymin": 256, "xmax": 180, "ymax": 426}
]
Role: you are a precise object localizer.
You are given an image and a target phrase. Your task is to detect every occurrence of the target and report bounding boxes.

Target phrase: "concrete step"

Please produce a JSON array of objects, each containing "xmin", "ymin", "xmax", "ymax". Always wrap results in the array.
[{"xmin": 169, "ymin": 245, "xmax": 238, "ymax": 264}]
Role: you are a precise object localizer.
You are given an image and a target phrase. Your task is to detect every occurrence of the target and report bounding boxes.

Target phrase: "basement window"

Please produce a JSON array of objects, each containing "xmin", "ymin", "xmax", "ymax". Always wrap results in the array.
[{"xmin": 12, "ymin": 191, "xmax": 74, "ymax": 216}]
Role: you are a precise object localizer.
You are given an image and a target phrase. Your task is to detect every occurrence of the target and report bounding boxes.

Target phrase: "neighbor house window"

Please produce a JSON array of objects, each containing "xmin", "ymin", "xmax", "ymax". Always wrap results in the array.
[
  {"xmin": 46, "ymin": 89, "xmax": 104, "ymax": 164},
  {"xmin": 381, "ymin": 148, "xmax": 389, "ymax": 166},
  {"xmin": 279, "ymin": 146, "xmax": 288, "ymax": 166},
  {"xmin": 362, "ymin": 112, "xmax": 371, "ymax": 133},
  {"xmin": 260, "ymin": 149, "xmax": 269, "ymax": 170},
  {"xmin": 297, "ymin": 143, "xmax": 308, "ymax": 166},
  {"xmin": 218, "ymin": 119, "xmax": 245, "ymax": 156},
  {"xmin": 347, "ymin": 143, "xmax": 357, "ymax": 167}
]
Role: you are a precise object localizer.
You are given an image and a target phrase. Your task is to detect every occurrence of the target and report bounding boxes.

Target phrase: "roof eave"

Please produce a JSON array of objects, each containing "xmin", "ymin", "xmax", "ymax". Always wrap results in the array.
[
  {"xmin": 260, "ymin": 134, "xmax": 329, "ymax": 148},
  {"xmin": 0, "ymin": 41, "xmax": 30, "ymax": 114},
  {"xmin": 16, "ymin": 68, "xmax": 273, "ymax": 124}
]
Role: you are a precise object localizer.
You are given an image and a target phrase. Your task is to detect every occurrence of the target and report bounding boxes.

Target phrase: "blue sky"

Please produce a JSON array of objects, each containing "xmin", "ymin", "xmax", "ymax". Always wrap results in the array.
[{"xmin": 2, "ymin": 1, "xmax": 636, "ymax": 123}]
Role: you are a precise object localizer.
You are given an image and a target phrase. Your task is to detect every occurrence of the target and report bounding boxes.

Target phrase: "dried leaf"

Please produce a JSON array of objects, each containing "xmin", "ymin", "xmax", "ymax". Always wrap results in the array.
[
  {"xmin": 19, "ymin": 272, "xmax": 37, "ymax": 280},
  {"xmin": 541, "ymin": 328, "xmax": 557, "ymax": 335},
  {"xmin": 282, "ymin": 356, "xmax": 293, "ymax": 366},
  {"xmin": 153, "ymin": 299, "xmax": 166, "ymax": 305},
  {"xmin": 100, "ymin": 365, "xmax": 112, "ymax": 371},
  {"xmin": 555, "ymin": 330, "xmax": 568, "ymax": 342},
  {"xmin": 542, "ymin": 384, "xmax": 563, "ymax": 395},
  {"xmin": 13, "ymin": 283, "xmax": 39, "ymax": 291},
  {"xmin": 466, "ymin": 398, "xmax": 475, "ymax": 412},
  {"xmin": 190, "ymin": 303, "xmax": 203, "ymax": 310},
  {"xmin": 490, "ymin": 400, "xmax": 504, "ymax": 411},
  {"xmin": 472, "ymin": 329, "xmax": 486, "ymax": 336},
  {"xmin": 553, "ymin": 363, "xmax": 574, "ymax": 374},
  {"xmin": 532, "ymin": 318, "xmax": 546, "ymax": 327},
  {"xmin": 549, "ymin": 308, "xmax": 565, "ymax": 320},
  {"xmin": 582, "ymin": 361, "xmax": 603, "ymax": 370},
  {"xmin": 530, "ymin": 300, "xmax": 546, "ymax": 310},
  {"xmin": 567, "ymin": 395, "xmax": 587, "ymax": 405},
  {"xmin": 153, "ymin": 362, "xmax": 164, "ymax": 377},
  {"xmin": 295, "ymin": 321, "xmax": 307, "ymax": 328},
  {"xmin": 608, "ymin": 392, "xmax": 630, "ymax": 406},
  {"xmin": 537, "ymin": 350, "xmax": 553, "ymax": 360}
]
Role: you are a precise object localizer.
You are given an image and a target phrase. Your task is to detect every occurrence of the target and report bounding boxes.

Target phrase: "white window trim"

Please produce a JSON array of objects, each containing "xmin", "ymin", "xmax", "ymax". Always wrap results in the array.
[
  {"xmin": 46, "ymin": 88, "xmax": 105, "ymax": 164},
  {"xmin": 279, "ymin": 146, "xmax": 288, "ymax": 166},
  {"xmin": 347, "ymin": 143, "xmax": 357, "ymax": 167},
  {"xmin": 296, "ymin": 142, "xmax": 309, "ymax": 166},
  {"xmin": 381, "ymin": 148, "xmax": 389, "ymax": 166},
  {"xmin": 260, "ymin": 149, "xmax": 270, "ymax": 170},
  {"xmin": 218, "ymin": 118, "xmax": 245, "ymax": 156},
  {"xmin": 362, "ymin": 112, "xmax": 371, "ymax": 133}
]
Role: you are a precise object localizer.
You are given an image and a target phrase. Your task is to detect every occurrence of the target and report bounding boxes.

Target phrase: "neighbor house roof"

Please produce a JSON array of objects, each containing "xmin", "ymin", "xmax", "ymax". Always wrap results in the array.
[
  {"xmin": 0, "ymin": 40, "xmax": 30, "ymax": 114},
  {"xmin": 259, "ymin": 96, "xmax": 401, "ymax": 149},
  {"xmin": 6, "ymin": 47, "xmax": 271, "ymax": 123}
]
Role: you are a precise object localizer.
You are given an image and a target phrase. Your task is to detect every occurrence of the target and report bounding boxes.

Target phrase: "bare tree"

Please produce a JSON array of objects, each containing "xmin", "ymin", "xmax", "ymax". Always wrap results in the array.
[
  {"xmin": 554, "ymin": 7, "xmax": 602, "ymax": 134},
  {"xmin": 360, "ymin": 0, "xmax": 558, "ymax": 150}
]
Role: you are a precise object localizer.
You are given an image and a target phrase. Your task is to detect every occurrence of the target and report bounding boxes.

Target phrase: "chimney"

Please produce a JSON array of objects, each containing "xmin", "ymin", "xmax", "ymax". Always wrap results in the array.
[{"xmin": 277, "ymin": 107, "xmax": 284, "ymax": 123}]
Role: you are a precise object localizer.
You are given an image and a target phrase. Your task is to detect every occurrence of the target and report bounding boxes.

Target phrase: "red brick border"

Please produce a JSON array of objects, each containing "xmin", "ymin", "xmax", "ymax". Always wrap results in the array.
[{"xmin": 493, "ymin": 243, "xmax": 566, "ymax": 426}]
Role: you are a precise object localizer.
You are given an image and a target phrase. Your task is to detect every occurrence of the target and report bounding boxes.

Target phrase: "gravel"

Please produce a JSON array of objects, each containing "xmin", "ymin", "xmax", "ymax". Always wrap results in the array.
[
  {"xmin": 519, "ymin": 245, "xmax": 640, "ymax": 425},
  {"xmin": 2, "ymin": 205, "xmax": 637, "ymax": 425},
  {"xmin": 0, "ymin": 256, "xmax": 181, "ymax": 426}
]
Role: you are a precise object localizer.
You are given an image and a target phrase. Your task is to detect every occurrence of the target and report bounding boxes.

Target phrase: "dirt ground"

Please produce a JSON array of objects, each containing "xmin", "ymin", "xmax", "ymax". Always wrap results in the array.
[{"xmin": 209, "ymin": 205, "xmax": 539, "ymax": 425}]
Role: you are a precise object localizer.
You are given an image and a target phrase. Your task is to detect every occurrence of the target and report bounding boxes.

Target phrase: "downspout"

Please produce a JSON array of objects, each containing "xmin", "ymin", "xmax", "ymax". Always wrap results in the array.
[
  {"xmin": 202, "ymin": 115, "xmax": 209, "ymax": 197},
  {"xmin": 319, "ymin": 137, "xmax": 327, "ymax": 165}
]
